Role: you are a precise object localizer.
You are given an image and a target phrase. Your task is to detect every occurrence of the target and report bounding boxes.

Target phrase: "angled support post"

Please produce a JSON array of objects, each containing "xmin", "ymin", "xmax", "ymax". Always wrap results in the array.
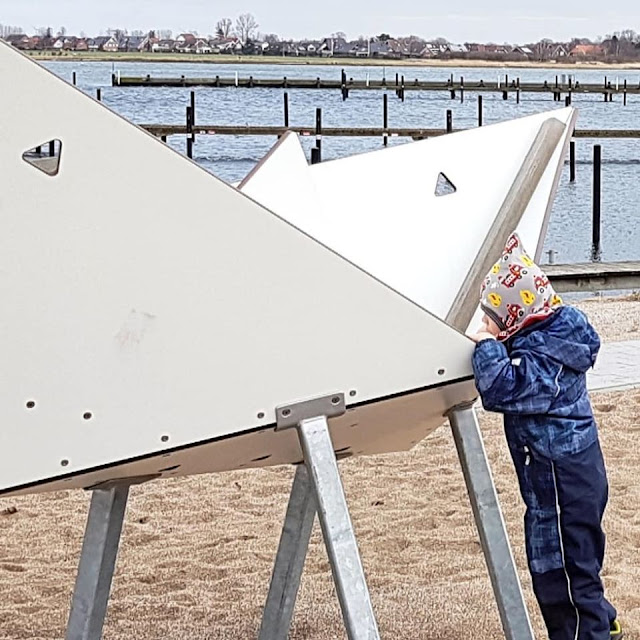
[
  {"xmin": 65, "ymin": 484, "xmax": 130, "ymax": 640},
  {"xmin": 259, "ymin": 394, "xmax": 380, "ymax": 640},
  {"xmin": 258, "ymin": 464, "xmax": 316, "ymax": 640},
  {"xmin": 447, "ymin": 402, "xmax": 535, "ymax": 640}
]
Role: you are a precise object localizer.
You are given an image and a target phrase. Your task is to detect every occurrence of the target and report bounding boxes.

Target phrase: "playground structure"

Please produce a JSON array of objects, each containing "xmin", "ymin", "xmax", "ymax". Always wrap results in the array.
[{"xmin": 0, "ymin": 39, "xmax": 575, "ymax": 640}]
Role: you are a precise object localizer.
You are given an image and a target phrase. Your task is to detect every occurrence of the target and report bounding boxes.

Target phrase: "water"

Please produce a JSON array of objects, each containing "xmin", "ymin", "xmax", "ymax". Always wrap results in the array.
[{"xmin": 42, "ymin": 60, "xmax": 640, "ymax": 264}]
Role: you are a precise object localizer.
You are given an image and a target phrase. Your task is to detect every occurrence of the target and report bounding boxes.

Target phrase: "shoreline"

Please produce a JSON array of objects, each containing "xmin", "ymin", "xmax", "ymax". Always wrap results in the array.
[{"xmin": 26, "ymin": 51, "xmax": 640, "ymax": 71}]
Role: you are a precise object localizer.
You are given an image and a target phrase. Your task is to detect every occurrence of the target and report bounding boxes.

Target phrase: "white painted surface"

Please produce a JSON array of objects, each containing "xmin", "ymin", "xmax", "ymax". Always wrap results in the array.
[
  {"xmin": 240, "ymin": 109, "xmax": 576, "ymax": 332},
  {"xmin": 0, "ymin": 42, "xmax": 476, "ymax": 495}
]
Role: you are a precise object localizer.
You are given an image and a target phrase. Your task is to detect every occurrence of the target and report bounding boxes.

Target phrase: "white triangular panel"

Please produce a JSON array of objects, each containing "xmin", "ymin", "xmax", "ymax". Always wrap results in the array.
[
  {"xmin": 0, "ymin": 42, "xmax": 476, "ymax": 496},
  {"xmin": 240, "ymin": 109, "xmax": 576, "ymax": 331}
]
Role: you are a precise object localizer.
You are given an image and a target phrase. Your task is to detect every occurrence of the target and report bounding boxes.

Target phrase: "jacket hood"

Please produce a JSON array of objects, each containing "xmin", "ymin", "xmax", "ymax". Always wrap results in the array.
[{"xmin": 480, "ymin": 232, "xmax": 563, "ymax": 341}]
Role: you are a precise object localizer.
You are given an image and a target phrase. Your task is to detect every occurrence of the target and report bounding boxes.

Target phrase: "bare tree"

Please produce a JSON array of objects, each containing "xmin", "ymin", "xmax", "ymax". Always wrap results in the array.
[
  {"xmin": 58, "ymin": 26, "xmax": 67, "ymax": 36},
  {"xmin": 0, "ymin": 25, "xmax": 24, "ymax": 37},
  {"xmin": 235, "ymin": 13, "xmax": 259, "ymax": 43},
  {"xmin": 331, "ymin": 31, "xmax": 347, "ymax": 40},
  {"xmin": 216, "ymin": 18, "xmax": 233, "ymax": 38},
  {"xmin": 264, "ymin": 33, "xmax": 280, "ymax": 44},
  {"xmin": 157, "ymin": 29, "xmax": 173, "ymax": 40}
]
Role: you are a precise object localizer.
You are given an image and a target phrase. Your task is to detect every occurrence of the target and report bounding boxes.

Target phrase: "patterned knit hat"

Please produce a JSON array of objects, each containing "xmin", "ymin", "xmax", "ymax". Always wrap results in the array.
[{"xmin": 480, "ymin": 232, "xmax": 562, "ymax": 341}]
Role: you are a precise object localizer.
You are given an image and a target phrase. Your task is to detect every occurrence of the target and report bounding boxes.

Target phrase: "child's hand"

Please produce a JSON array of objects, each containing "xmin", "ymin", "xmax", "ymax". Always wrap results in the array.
[
  {"xmin": 469, "ymin": 332, "xmax": 496, "ymax": 343},
  {"xmin": 469, "ymin": 324, "xmax": 497, "ymax": 343}
]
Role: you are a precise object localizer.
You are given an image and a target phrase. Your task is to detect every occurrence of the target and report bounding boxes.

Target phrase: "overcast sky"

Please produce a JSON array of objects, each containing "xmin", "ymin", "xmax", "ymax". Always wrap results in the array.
[{"xmin": 2, "ymin": 0, "xmax": 640, "ymax": 42}]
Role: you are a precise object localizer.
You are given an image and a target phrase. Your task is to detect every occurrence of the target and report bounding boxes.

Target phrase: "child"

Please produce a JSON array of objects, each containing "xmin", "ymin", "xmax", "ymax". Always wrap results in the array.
[{"xmin": 470, "ymin": 232, "xmax": 622, "ymax": 640}]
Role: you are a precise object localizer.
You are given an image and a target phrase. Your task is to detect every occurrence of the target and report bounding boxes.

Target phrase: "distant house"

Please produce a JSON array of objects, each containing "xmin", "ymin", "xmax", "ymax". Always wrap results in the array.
[
  {"xmin": 318, "ymin": 37, "xmax": 349, "ymax": 57},
  {"xmin": 5, "ymin": 34, "xmax": 31, "ymax": 49},
  {"xmin": 88, "ymin": 36, "xmax": 118, "ymax": 52},
  {"xmin": 175, "ymin": 33, "xmax": 197, "ymax": 52},
  {"xmin": 208, "ymin": 37, "xmax": 242, "ymax": 53},
  {"xmin": 570, "ymin": 43, "xmax": 605, "ymax": 57},
  {"xmin": 444, "ymin": 43, "xmax": 468, "ymax": 55},
  {"xmin": 75, "ymin": 38, "xmax": 89, "ymax": 51},
  {"xmin": 294, "ymin": 40, "xmax": 321, "ymax": 55},
  {"xmin": 387, "ymin": 39, "xmax": 409, "ymax": 57},
  {"xmin": 194, "ymin": 38, "xmax": 212, "ymax": 54},
  {"xmin": 369, "ymin": 40, "xmax": 392, "ymax": 57},
  {"xmin": 117, "ymin": 36, "xmax": 144, "ymax": 52},
  {"xmin": 421, "ymin": 42, "xmax": 443, "ymax": 57},
  {"xmin": 151, "ymin": 39, "xmax": 173, "ymax": 52},
  {"xmin": 552, "ymin": 44, "xmax": 569, "ymax": 58},
  {"xmin": 53, "ymin": 36, "xmax": 80, "ymax": 50},
  {"xmin": 346, "ymin": 40, "xmax": 369, "ymax": 57},
  {"xmin": 513, "ymin": 46, "xmax": 534, "ymax": 57}
]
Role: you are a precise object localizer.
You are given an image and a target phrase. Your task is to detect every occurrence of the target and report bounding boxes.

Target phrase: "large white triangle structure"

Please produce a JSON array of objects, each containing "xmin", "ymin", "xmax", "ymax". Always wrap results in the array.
[
  {"xmin": 0, "ymin": 41, "xmax": 569, "ymax": 640},
  {"xmin": 0, "ymin": 41, "xmax": 477, "ymax": 497},
  {"xmin": 240, "ymin": 109, "xmax": 575, "ymax": 330}
]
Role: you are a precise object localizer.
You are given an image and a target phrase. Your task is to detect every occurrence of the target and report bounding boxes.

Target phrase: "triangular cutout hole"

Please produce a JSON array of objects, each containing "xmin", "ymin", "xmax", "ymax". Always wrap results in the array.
[
  {"xmin": 435, "ymin": 172, "xmax": 456, "ymax": 197},
  {"xmin": 22, "ymin": 139, "xmax": 62, "ymax": 176}
]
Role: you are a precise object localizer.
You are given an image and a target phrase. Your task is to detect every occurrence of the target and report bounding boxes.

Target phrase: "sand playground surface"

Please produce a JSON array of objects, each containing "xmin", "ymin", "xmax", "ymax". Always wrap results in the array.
[{"xmin": 1, "ymin": 296, "xmax": 639, "ymax": 639}]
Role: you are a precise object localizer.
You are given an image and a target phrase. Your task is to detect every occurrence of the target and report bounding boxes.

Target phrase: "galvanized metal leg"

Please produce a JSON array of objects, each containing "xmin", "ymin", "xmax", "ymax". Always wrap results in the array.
[
  {"xmin": 66, "ymin": 485, "xmax": 130, "ymax": 640},
  {"xmin": 258, "ymin": 464, "xmax": 316, "ymax": 640},
  {"xmin": 298, "ymin": 415, "xmax": 380, "ymax": 640},
  {"xmin": 448, "ymin": 403, "xmax": 534, "ymax": 640}
]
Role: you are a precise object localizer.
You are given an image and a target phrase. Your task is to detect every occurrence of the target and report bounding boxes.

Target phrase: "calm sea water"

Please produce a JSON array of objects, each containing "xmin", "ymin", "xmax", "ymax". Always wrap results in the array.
[{"xmin": 43, "ymin": 59, "xmax": 640, "ymax": 264}]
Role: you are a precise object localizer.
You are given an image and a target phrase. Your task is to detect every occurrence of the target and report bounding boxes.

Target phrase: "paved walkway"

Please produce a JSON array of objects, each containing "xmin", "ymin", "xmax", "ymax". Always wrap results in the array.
[{"xmin": 587, "ymin": 340, "xmax": 640, "ymax": 392}]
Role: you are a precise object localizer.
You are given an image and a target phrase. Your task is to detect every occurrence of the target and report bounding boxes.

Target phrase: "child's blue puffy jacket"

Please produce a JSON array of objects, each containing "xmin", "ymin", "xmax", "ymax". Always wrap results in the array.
[{"xmin": 472, "ymin": 306, "xmax": 600, "ymax": 460}]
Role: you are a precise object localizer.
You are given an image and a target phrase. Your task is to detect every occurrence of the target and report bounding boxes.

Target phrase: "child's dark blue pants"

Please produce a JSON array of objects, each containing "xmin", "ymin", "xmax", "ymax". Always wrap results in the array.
[{"xmin": 508, "ymin": 439, "xmax": 616, "ymax": 640}]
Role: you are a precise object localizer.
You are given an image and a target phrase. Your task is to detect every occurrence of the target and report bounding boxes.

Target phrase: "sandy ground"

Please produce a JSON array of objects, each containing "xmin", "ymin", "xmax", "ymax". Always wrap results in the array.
[
  {"xmin": 0, "ymin": 296, "xmax": 639, "ymax": 640},
  {"xmin": 27, "ymin": 51, "xmax": 640, "ymax": 70}
]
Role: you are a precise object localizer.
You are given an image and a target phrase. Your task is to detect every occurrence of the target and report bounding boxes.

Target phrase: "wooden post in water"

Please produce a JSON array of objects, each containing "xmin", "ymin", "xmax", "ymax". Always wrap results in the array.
[
  {"xmin": 592, "ymin": 144, "xmax": 601, "ymax": 255},
  {"xmin": 478, "ymin": 95, "xmax": 483, "ymax": 127},
  {"xmin": 310, "ymin": 147, "xmax": 321, "ymax": 164},
  {"xmin": 161, "ymin": 135, "xmax": 167, "ymax": 143},
  {"xmin": 190, "ymin": 91, "xmax": 196, "ymax": 143},
  {"xmin": 49, "ymin": 140, "xmax": 55, "ymax": 157},
  {"xmin": 516, "ymin": 89, "xmax": 520, "ymax": 104},
  {"xmin": 565, "ymin": 95, "xmax": 571, "ymax": 107},
  {"xmin": 624, "ymin": 79, "xmax": 628, "ymax": 105},
  {"xmin": 401, "ymin": 75, "xmax": 405, "ymax": 102},
  {"xmin": 284, "ymin": 92, "xmax": 289, "ymax": 127},
  {"xmin": 72, "ymin": 71, "xmax": 77, "ymax": 86},
  {"xmin": 185, "ymin": 106, "xmax": 193, "ymax": 159},
  {"xmin": 569, "ymin": 140, "xmax": 576, "ymax": 182},
  {"xmin": 446, "ymin": 109, "xmax": 453, "ymax": 134},
  {"xmin": 96, "ymin": 88, "xmax": 102, "ymax": 102},
  {"xmin": 383, "ymin": 93, "xmax": 388, "ymax": 147},
  {"xmin": 315, "ymin": 108, "xmax": 322, "ymax": 162}
]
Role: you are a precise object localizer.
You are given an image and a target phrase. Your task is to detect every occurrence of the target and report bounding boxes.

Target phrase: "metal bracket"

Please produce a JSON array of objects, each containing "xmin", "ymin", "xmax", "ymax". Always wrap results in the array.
[{"xmin": 276, "ymin": 392, "xmax": 346, "ymax": 430}]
